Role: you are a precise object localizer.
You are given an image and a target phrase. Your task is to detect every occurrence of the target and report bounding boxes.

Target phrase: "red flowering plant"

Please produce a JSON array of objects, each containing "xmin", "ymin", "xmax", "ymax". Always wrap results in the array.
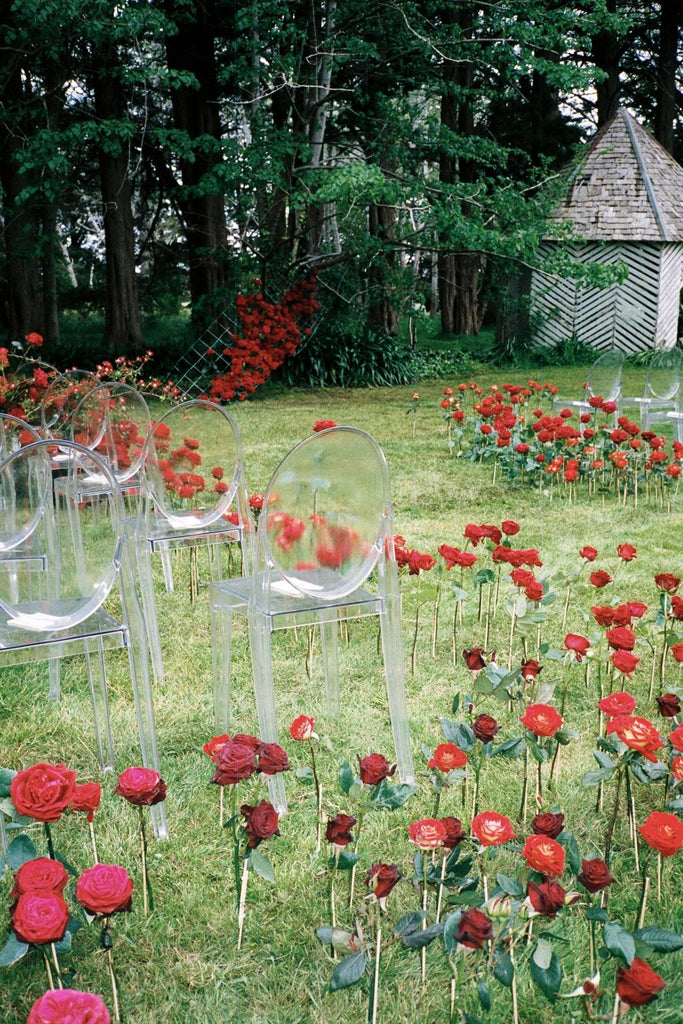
[
  {"xmin": 114, "ymin": 767, "xmax": 166, "ymax": 916},
  {"xmin": 288, "ymin": 715, "xmax": 323, "ymax": 849},
  {"xmin": 75, "ymin": 863, "xmax": 134, "ymax": 1018},
  {"xmin": 394, "ymin": 533, "xmax": 437, "ymax": 673}
]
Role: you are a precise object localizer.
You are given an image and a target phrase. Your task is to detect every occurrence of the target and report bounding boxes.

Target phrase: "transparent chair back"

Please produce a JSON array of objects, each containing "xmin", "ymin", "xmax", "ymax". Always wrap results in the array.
[
  {"xmin": 586, "ymin": 350, "xmax": 624, "ymax": 401},
  {"xmin": 4, "ymin": 359, "xmax": 59, "ymax": 427},
  {"xmin": 70, "ymin": 382, "xmax": 151, "ymax": 485},
  {"xmin": 41, "ymin": 370, "xmax": 97, "ymax": 439},
  {"xmin": 645, "ymin": 348, "xmax": 681, "ymax": 401}
]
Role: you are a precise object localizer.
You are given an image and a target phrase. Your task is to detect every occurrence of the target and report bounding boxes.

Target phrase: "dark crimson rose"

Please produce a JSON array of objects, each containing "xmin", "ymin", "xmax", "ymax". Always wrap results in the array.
[
  {"xmin": 289, "ymin": 715, "xmax": 315, "ymax": 741},
  {"xmin": 616, "ymin": 958, "xmax": 665, "ymax": 1007},
  {"xmin": 598, "ymin": 691, "xmax": 636, "ymax": 717},
  {"xmin": 564, "ymin": 634, "xmax": 590, "ymax": 661},
  {"xmin": 12, "ymin": 891, "xmax": 69, "ymax": 945},
  {"xmin": 638, "ymin": 811, "xmax": 683, "ymax": 857},
  {"xmin": 610, "ymin": 650, "xmax": 640, "ymax": 679},
  {"xmin": 671, "ymin": 643, "xmax": 683, "ymax": 664},
  {"xmin": 528, "ymin": 880, "xmax": 566, "ymax": 917},
  {"xmin": 605, "ymin": 626, "xmax": 636, "ymax": 651},
  {"xmin": 627, "ymin": 601, "xmax": 647, "ymax": 618},
  {"xmin": 657, "ymin": 693, "xmax": 681, "ymax": 718},
  {"xmin": 69, "ymin": 782, "xmax": 102, "ymax": 822},
  {"xmin": 654, "ymin": 573, "xmax": 680, "ymax": 593},
  {"xmin": 472, "ymin": 714, "xmax": 500, "ymax": 744},
  {"xmin": 592, "ymin": 605, "xmax": 616, "ymax": 626},
  {"xmin": 617, "ymin": 543, "xmax": 637, "ymax": 561},
  {"xmin": 114, "ymin": 767, "xmax": 166, "ymax": 806},
  {"xmin": 602, "ymin": 400, "xmax": 617, "ymax": 414},
  {"xmin": 670, "ymin": 723, "xmax": 683, "ymax": 751},
  {"xmin": 326, "ymin": 813, "xmax": 357, "ymax": 848},
  {"xmin": 27, "ymin": 989, "xmax": 111, "ymax": 1024},
  {"xmin": 456, "ymin": 908, "xmax": 493, "ymax": 949},
  {"xmin": 479, "ymin": 524, "xmax": 502, "ymax": 544},
  {"xmin": 241, "ymin": 800, "xmax": 280, "ymax": 848},
  {"xmin": 606, "ymin": 715, "xmax": 663, "ymax": 761},
  {"xmin": 521, "ymin": 658, "xmax": 543, "ymax": 680},
  {"xmin": 408, "ymin": 818, "xmax": 447, "ymax": 850},
  {"xmin": 428, "ymin": 744, "xmax": 467, "ymax": 772},
  {"xmin": 671, "ymin": 596, "xmax": 683, "ymax": 620},
  {"xmin": 510, "ymin": 568, "xmax": 535, "ymax": 588},
  {"xmin": 10, "ymin": 762, "xmax": 77, "ymax": 823},
  {"xmin": 365, "ymin": 863, "xmax": 400, "ymax": 902},
  {"xmin": 579, "ymin": 546, "xmax": 598, "ymax": 561},
  {"xmin": 501, "ymin": 520, "xmax": 520, "ymax": 536},
  {"xmin": 202, "ymin": 734, "xmax": 230, "ymax": 761},
  {"xmin": 439, "ymin": 817, "xmax": 465, "ymax": 849},
  {"xmin": 531, "ymin": 812, "xmax": 564, "ymax": 839},
  {"xmin": 525, "ymin": 580, "xmax": 544, "ymax": 602},
  {"xmin": 520, "ymin": 703, "xmax": 564, "ymax": 738},
  {"xmin": 438, "ymin": 545, "xmax": 477, "ymax": 570},
  {"xmin": 14, "ymin": 858, "xmax": 68, "ymax": 895},
  {"xmin": 258, "ymin": 743, "xmax": 290, "ymax": 776},
  {"xmin": 231, "ymin": 733, "xmax": 261, "ymax": 750},
  {"xmin": 75, "ymin": 864, "xmax": 134, "ymax": 916},
  {"xmin": 471, "ymin": 811, "xmax": 516, "ymax": 847},
  {"xmin": 590, "ymin": 570, "xmax": 612, "ymax": 588},
  {"xmin": 520, "ymin": 835, "xmax": 565, "ymax": 877},
  {"xmin": 358, "ymin": 753, "xmax": 396, "ymax": 785},
  {"xmin": 577, "ymin": 858, "xmax": 615, "ymax": 893},
  {"xmin": 462, "ymin": 647, "xmax": 486, "ymax": 671},
  {"xmin": 212, "ymin": 741, "xmax": 258, "ymax": 785}
]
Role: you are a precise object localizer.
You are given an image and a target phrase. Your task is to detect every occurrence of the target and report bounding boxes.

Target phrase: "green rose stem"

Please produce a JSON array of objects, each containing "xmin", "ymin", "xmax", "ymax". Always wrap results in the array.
[
  {"xmin": 236, "ymin": 854, "xmax": 249, "ymax": 950},
  {"xmin": 348, "ymin": 808, "xmax": 366, "ymax": 909},
  {"xmin": 656, "ymin": 851, "xmax": 663, "ymax": 901},
  {"xmin": 89, "ymin": 821, "xmax": 99, "ymax": 865},
  {"xmin": 138, "ymin": 806, "xmax": 150, "ymax": 916},
  {"xmin": 411, "ymin": 604, "xmax": 420, "ymax": 675},
  {"xmin": 483, "ymin": 584, "xmax": 493, "ymax": 650},
  {"xmin": 49, "ymin": 943, "xmax": 63, "ymax": 989},
  {"xmin": 307, "ymin": 738, "xmax": 322, "ymax": 853},
  {"xmin": 432, "ymin": 574, "xmax": 443, "ymax": 658},
  {"xmin": 367, "ymin": 901, "xmax": 381, "ymax": 1024},
  {"xmin": 624, "ymin": 769, "xmax": 640, "ymax": 872},
  {"xmin": 420, "ymin": 852, "xmax": 429, "ymax": 984},
  {"xmin": 41, "ymin": 947, "xmax": 55, "ymax": 990},
  {"xmin": 102, "ymin": 919, "xmax": 121, "ymax": 1024},
  {"xmin": 509, "ymin": 934, "xmax": 520, "ymax": 1024},
  {"xmin": 219, "ymin": 787, "xmax": 225, "ymax": 829},
  {"xmin": 477, "ymin": 583, "xmax": 484, "ymax": 624},
  {"xmin": 481, "ymin": 847, "xmax": 490, "ymax": 903},
  {"xmin": 435, "ymin": 852, "xmax": 448, "ymax": 923},
  {"xmin": 432, "ymin": 776, "xmax": 442, "ymax": 820},
  {"xmin": 536, "ymin": 755, "xmax": 543, "ymax": 808},
  {"xmin": 519, "ymin": 744, "xmax": 530, "ymax": 824},
  {"xmin": 44, "ymin": 822, "xmax": 56, "ymax": 860},
  {"xmin": 603, "ymin": 767, "xmax": 623, "ymax": 876},
  {"xmin": 493, "ymin": 565, "xmax": 501, "ymax": 615},
  {"xmin": 507, "ymin": 604, "xmax": 516, "ymax": 669},
  {"xmin": 329, "ymin": 850, "xmax": 339, "ymax": 960}
]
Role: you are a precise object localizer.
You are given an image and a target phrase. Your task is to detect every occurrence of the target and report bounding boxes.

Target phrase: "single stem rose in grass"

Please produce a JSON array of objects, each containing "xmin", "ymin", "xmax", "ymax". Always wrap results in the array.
[
  {"xmin": 114, "ymin": 768, "xmax": 166, "ymax": 916},
  {"xmin": 289, "ymin": 716, "xmax": 321, "ymax": 849}
]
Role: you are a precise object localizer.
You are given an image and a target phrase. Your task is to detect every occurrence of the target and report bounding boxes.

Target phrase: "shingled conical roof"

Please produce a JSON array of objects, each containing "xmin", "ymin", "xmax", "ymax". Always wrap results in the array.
[{"xmin": 545, "ymin": 108, "xmax": 683, "ymax": 242}]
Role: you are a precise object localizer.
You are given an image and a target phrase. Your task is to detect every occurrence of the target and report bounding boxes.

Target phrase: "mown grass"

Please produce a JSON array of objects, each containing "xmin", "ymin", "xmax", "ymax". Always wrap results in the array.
[{"xmin": 1, "ymin": 362, "xmax": 682, "ymax": 1024}]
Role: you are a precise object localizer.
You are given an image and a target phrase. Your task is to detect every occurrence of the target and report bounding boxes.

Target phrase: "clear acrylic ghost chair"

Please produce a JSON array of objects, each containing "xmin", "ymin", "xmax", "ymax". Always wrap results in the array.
[
  {"xmin": 210, "ymin": 426, "xmax": 415, "ymax": 813},
  {"xmin": 40, "ymin": 370, "xmax": 98, "ymax": 459},
  {"xmin": 621, "ymin": 347, "xmax": 682, "ymax": 430},
  {"xmin": 131, "ymin": 399, "xmax": 251, "ymax": 688},
  {"xmin": 0, "ymin": 415, "xmax": 50, "ymax": 575},
  {"xmin": 551, "ymin": 350, "xmax": 625, "ymax": 417},
  {"xmin": 0, "ymin": 440, "xmax": 167, "ymax": 839}
]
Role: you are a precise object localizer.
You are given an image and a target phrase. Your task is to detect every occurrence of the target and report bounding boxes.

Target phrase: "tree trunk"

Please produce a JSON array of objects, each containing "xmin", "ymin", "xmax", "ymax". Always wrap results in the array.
[
  {"xmin": 592, "ymin": 0, "xmax": 620, "ymax": 126},
  {"xmin": 654, "ymin": 0, "xmax": 678, "ymax": 153},
  {"xmin": 93, "ymin": 41, "xmax": 143, "ymax": 351},
  {"xmin": 368, "ymin": 197, "xmax": 398, "ymax": 335}
]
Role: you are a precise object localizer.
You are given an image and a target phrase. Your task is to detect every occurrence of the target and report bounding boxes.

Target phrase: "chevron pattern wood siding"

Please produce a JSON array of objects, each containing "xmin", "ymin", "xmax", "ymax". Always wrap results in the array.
[{"xmin": 655, "ymin": 244, "xmax": 683, "ymax": 348}]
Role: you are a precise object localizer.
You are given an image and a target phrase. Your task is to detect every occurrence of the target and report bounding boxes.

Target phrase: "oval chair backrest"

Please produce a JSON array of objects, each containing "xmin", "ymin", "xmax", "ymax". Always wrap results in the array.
[
  {"xmin": 0, "ymin": 416, "xmax": 44, "ymax": 545},
  {"xmin": 70, "ymin": 383, "xmax": 151, "ymax": 484},
  {"xmin": 646, "ymin": 348, "xmax": 682, "ymax": 401},
  {"xmin": 41, "ymin": 370, "xmax": 97, "ymax": 438},
  {"xmin": 0, "ymin": 414, "xmax": 41, "ymax": 456},
  {"xmin": 0, "ymin": 440, "xmax": 124, "ymax": 631},
  {"xmin": 142, "ymin": 399, "xmax": 243, "ymax": 530},
  {"xmin": 259, "ymin": 427, "xmax": 391, "ymax": 601},
  {"xmin": 587, "ymin": 351, "xmax": 624, "ymax": 401}
]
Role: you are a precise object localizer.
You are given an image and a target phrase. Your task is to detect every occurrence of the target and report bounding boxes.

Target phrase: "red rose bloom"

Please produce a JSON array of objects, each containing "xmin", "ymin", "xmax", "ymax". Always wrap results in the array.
[
  {"xmin": 471, "ymin": 811, "xmax": 516, "ymax": 847},
  {"xmin": 462, "ymin": 647, "xmax": 487, "ymax": 671},
  {"xmin": 212, "ymin": 741, "xmax": 258, "ymax": 785},
  {"xmin": 258, "ymin": 742, "xmax": 290, "ymax": 776},
  {"xmin": 671, "ymin": 756, "xmax": 683, "ymax": 781},
  {"xmin": 657, "ymin": 693, "xmax": 681, "ymax": 718},
  {"xmin": 12, "ymin": 891, "xmax": 70, "ymax": 945},
  {"xmin": 75, "ymin": 864, "xmax": 134, "ymax": 916},
  {"xmin": 564, "ymin": 633, "xmax": 590, "ymax": 661},
  {"xmin": 428, "ymin": 743, "xmax": 467, "ymax": 772},
  {"xmin": 202, "ymin": 734, "xmax": 230, "ymax": 761},
  {"xmin": 590, "ymin": 570, "xmax": 612, "ymax": 588},
  {"xmin": 606, "ymin": 715, "xmax": 663, "ymax": 762},
  {"xmin": 10, "ymin": 762, "xmax": 77, "ymax": 823},
  {"xmin": 531, "ymin": 812, "xmax": 564, "ymax": 839},
  {"xmin": 439, "ymin": 816, "xmax": 465, "ymax": 849},
  {"xmin": 69, "ymin": 782, "xmax": 102, "ymax": 823},
  {"xmin": 437, "ymin": 545, "xmax": 477, "ymax": 569},
  {"xmin": 520, "ymin": 703, "xmax": 564, "ymax": 738},
  {"xmin": 628, "ymin": 601, "xmax": 648, "ymax": 618},
  {"xmin": 528, "ymin": 880, "xmax": 566, "ymax": 917},
  {"xmin": 25, "ymin": 332, "xmax": 43, "ymax": 347},
  {"xmin": 520, "ymin": 658, "xmax": 543, "ymax": 680},
  {"xmin": 27, "ymin": 989, "xmax": 111, "ymax": 1024},
  {"xmin": 521, "ymin": 835, "xmax": 565, "ymax": 877},
  {"xmin": 289, "ymin": 715, "xmax": 316, "ymax": 741},
  {"xmin": 617, "ymin": 958, "xmax": 665, "ymax": 1007},
  {"xmin": 592, "ymin": 605, "xmax": 616, "ymax": 627},
  {"xmin": 670, "ymin": 724, "xmax": 683, "ymax": 751},
  {"xmin": 114, "ymin": 767, "xmax": 166, "ymax": 806},
  {"xmin": 241, "ymin": 800, "xmax": 280, "ymax": 848},
  {"xmin": 598, "ymin": 691, "xmax": 636, "ymax": 717},
  {"xmin": 610, "ymin": 650, "xmax": 640, "ymax": 679},
  {"xmin": 577, "ymin": 858, "xmax": 614, "ymax": 893},
  {"xmin": 671, "ymin": 643, "xmax": 683, "ymax": 664},
  {"xmin": 455, "ymin": 908, "xmax": 493, "ymax": 949},
  {"xmin": 358, "ymin": 753, "xmax": 397, "ymax": 785},
  {"xmin": 472, "ymin": 714, "xmax": 500, "ymax": 744},
  {"xmin": 313, "ymin": 419, "xmax": 338, "ymax": 432},
  {"xmin": 638, "ymin": 811, "xmax": 683, "ymax": 857},
  {"xmin": 617, "ymin": 543, "xmax": 637, "ymax": 561},
  {"xmin": 672, "ymin": 595, "xmax": 683, "ymax": 620},
  {"xmin": 14, "ymin": 858, "xmax": 68, "ymax": 895},
  {"xmin": 510, "ymin": 568, "xmax": 535, "ymax": 588},
  {"xmin": 326, "ymin": 814, "xmax": 356, "ymax": 849},
  {"xmin": 501, "ymin": 520, "xmax": 520, "ymax": 536},
  {"xmin": 579, "ymin": 546, "xmax": 598, "ymax": 561},
  {"xmin": 365, "ymin": 863, "xmax": 400, "ymax": 902},
  {"xmin": 654, "ymin": 573, "xmax": 680, "ymax": 593},
  {"xmin": 408, "ymin": 818, "xmax": 447, "ymax": 850},
  {"xmin": 605, "ymin": 626, "xmax": 635, "ymax": 651}
]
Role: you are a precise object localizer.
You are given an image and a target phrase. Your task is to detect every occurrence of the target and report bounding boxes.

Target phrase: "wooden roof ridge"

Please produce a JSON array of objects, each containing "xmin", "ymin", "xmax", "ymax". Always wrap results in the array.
[{"xmin": 544, "ymin": 107, "xmax": 683, "ymax": 242}]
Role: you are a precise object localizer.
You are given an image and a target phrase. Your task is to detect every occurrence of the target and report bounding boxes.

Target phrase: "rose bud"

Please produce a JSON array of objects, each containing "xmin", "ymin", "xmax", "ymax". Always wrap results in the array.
[
  {"xmin": 655, "ymin": 573, "xmax": 680, "ymax": 593},
  {"xmin": 472, "ymin": 714, "xmax": 500, "ymax": 744},
  {"xmin": 27, "ymin": 989, "xmax": 111, "ymax": 1024},
  {"xmin": 579, "ymin": 546, "xmax": 598, "ymax": 561},
  {"xmin": 656, "ymin": 693, "xmax": 681, "ymax": 718},
  {"xmin": 486, "ymin": 894, "xmax": 514, "ymax": 918},
  {"xmin": 428, "ymin": 744, "xmax": 467, "ymax": 772},
  {"xmin": 365, "ymin": 863, "xmax": 400, "ymax": 907},
  {"xmin": 12, "ymin": 892, "xmax": 70, "ymax": 945},
  {"xmin": 589, "ymin": 570, "xmax": 612, "ymax": 588},
  {"xmin": 257, "ymin": 742, "xmax": 290, "ymax": 776},
  {"xmin": 241, "ymin": 800, "xmax": 280, "ymax": 848},
  {"xmin": 531, "ymin": 812, "xmax": 564, "ymax": 839},
  {"xmin": 358, "ymin": 753, "xmax": 396, "ymax": 786},
  {"xmin": 439, "ymin": 816, "xmax": 465, "ymax": 849},
  {"xmin": 326, "ymin": 813, "xmax": 356, "ymax": 850},
  {"xmin": 520, "ymin": 658, "xmax": 543, "ymax": 681},
  {"xmin": 408, "ymin": 818, "xmax": 447, "ymax": 850},
  {"xmin": 289, "ymin": 715, "xmax": 316, "ymax": 741},
  {"xmin": 616, "ymin": 958, "xmax": 665, "ymax": 1007},
  {"xmin": 203, "ymin": 734, "xmax": 230, "ymax": 761},
  {"xmin": 672, "ymin": 596, "xmax": 683, "ymax": 620},
  {"xmin": 671, "ymin": 643, "xmax": 683, "ymax": 664},
  {"xmin": 462, "ymin": 647, "xmax": 487, "ymax": 671},
  {"xmin": 577, "ymin": 858, "xmax": 615, "ymax": 893},
  {"xmin": 455, "ymin": 907, "xmax": 493, "ymax": 950},
  {"xmin": 527, "ymin": 880, "xmax": 566, "ymax": 917},
  {"xmin": 616, "ymin": 543, "xmax": 637, "ymax": 561},
  {"xmin": 114, "ymin": 766, "xmax": 166, "ymax": 806},
  {"xmin": 501, "ymin": 520, "xmax": 520, "ymax": 536}
]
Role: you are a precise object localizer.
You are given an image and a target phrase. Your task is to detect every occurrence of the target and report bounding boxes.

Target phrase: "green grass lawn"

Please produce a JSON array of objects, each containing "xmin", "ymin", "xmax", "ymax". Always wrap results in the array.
[{"xmin": 1, "ymin": 364, "xmax": 682, "ymax": 1023}]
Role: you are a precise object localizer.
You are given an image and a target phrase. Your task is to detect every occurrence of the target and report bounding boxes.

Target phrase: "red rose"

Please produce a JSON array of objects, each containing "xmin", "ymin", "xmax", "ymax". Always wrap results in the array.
[
  {"xmin": 605, "ymin": 626, "xmax": 635, "ymax": 651},
  {"xmin": 326, "ymin": 813, "xmax": 356, "ymax": 849},
  {"xmin": 289, "ymin": 715, "xmax": 316, "ymax": 741},
  {"xmin": 249, "ymin": 493, "xmax": 265, "ymax": 509},
  {"xmin": 455, "ymin": 907, "xmax": 493, "ymax": 949},
  {"xmin": 521, "ymin": 835, "xmax": 565, "ymax": 877},
  {"xmin": 564, "ymin": 633, "xmax": 590, "ymax": 661},
  {"xmin": 14, "ymin": 858, "xmax": 68, "ymax": 895},
  {"xmin": 528, "ymin": 880, "xmax": 566, "ymax": 917},
  {"xmin": 501, "ymin": 520, "xmax": 520, "ymax": 535},
  {"xmin": 472, "ymin": 714, "xmax": 500, "ymax": 744},
  {"xmin": 654, "ymin": 573, "xmax": 680, "ymax": 593},
  {"xmin": 672, "ymin": 596, "xmax": 683, "ymax": 620},
  {"xmin": 115, "ymin": 767, "xmax": 166, "ymax": 806},
  {"xmin": 617, "ymin": 543, "xmax": 637, "ymax": 561},
  {"xmin": 75, "ymin": 864, "xmax": 133, "ymax": 916},
  {"xmin": 657, "ymin": 693, "xmax": 681, "ymax": 718},
  {"xmin": 598, "ymin": 691, "xmax": 636, "ymax": 717},
  {"xmin": 27, "ymin": 989, "xmax": 111, "ymax": 1024},
  {"xmin": 577, "ymin": 858, "xmax": 614, "ymax": 893},
  {"xmin": 602, "ymin": 400, "xmax": 618, "ymax": 414},
  {"xmin": 617, "ymin": 958, "xmax": 665, "ymax": 1007},
  {"xmin": 212, "ymin": 741, "xmax": 258, "ymax": 785},
  {"xmin": 241, "ymin": 800, "xmax": 280, "ymax": 848},
  {"xmin": 671, "ymin": 643, "xmax": 683, "ymax": 664},
  {"xmin": 592, "ymin": 605, "xmax": 615, "ymax": 626},
  {"xmin": 471, "ymin": 811, "xmax": 516, "ymax": 847},
  {"xmin": 525, "ymin": 580, "xmax": 543, "ymax": 601},
  {"xmin": 313, "ymin": 419, "xmax": 337, "ymax": 432},
  {"xmin": 358, "ymin": 753, "xmax": 397, "ymax": 785},
  {"xmin": 231, "ymin": 733, "xmax": 261, "ymax": 750},
  {"xmin": 12, "ymin": 892, "xmax": 69, "ymax": 945},
  {"xmin": 438, "ymin": 544, "xmax": 477, "ymax": 569},
  {"xmin": 638, "ymin": 811, "xmax": 683, "ymax": 857},
  {"xmin": 670, "ymin": 724, "xmax": 683, "ymax": 751},
  {"xmin": 590, "ymin": 570, "xmax": 612, "ymax": 588},
  {"xmin": 25, "ymin": 332, "xmax": 43, "ymax": 347},
  {"xmin": 10, "ymin": 762, "xmax": 77, "ymax": 823},
  {"xmin": 520, "ymin": 703, "xmax": 564, "ymax": 738},
  {"xmin": 531, "ymin": 812, "xmax": 564, "ymax": 839},
  {"xmin": 408, "ymin": 818, "xmax": 447, "ymax": 850},
  {"xmin": 510, "ymin": 568, "xmax": 535, "ymax": 588},
  {"xmin": 365, "ymin": 863, "xmax": 400, "ymax": 902},
  {"xmin": 428, "ymin": 743, "xmax": 467, "ymax": 772},
  {"xmin": 521, "ymin": 658, "xmax": 543, "ymax": 680},
  {"xmin": 203, "ymin": 734, "xmax": 230, "ymax": 761},
  {"xmin": 671, "ymin": 756, "xmax": 683, "ymax": 781},
  {"xmin": 463, "ymin": 647, "xmax": 487, "ymax": 671},
  {"xmin": 439, "ymin": 816, "xmax": 465, "ymax": 849},
  {"xmin": 258, "ymin": 742, "xmax": 290, "ymax": 776},
  {"xmin": 69, "ymin": 782, "xmax": 102, "ymax": 823},
  {"xmin": 610, "ymin": 649, "xmax": 640, "ymax": 679},
  {"xmin": 463, "ymin": 523, "xmax": 486, "ymax": 546},
  {"xmin": 579, "ymin": 546, "xmax": 598, "ymax": 561},
  {"xmin": 605, "ymin": 715, "xmax": 663, "ymax": 762}
]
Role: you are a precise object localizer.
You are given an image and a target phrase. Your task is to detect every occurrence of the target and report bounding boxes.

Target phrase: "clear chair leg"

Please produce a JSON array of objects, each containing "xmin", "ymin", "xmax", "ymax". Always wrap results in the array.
[
  {"xmin": 248, "ymin": 610, "xmax": 287, "ymax": 814},
  {"xmin": 319, "ymin": 616, "xmax": 340, "ymax": 718},
  {"xmin": 136, "ymin": 542, "xmax": 165, "ymax": 686},
  {"xmin": 211, "ymin": 603, "xmax": 232, "ymax": 734},
  {"xmin": 85, "ymin": 642, "xmax": 115, "ymax": 772},
  {"xmin": 380, "ymin": 601, "xmax": 415, "ymax": 785},
  {"xmin": 160, "ymin": 549, "xmax": 174, "ymax": 593},
  {"xmin": 48, "ymin": 660, "xmax": 61, "ymax": 702}
]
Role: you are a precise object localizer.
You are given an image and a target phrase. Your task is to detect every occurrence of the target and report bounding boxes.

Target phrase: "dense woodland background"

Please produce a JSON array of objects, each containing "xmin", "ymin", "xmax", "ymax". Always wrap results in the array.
[{"xmin": 0, "ymin": 1, "xmax": 681, "ymax": 377}]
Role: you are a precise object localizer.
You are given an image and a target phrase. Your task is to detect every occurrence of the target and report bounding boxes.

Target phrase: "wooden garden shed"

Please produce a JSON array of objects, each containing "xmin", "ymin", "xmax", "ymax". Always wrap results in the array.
[{"xmin": 531, "ymin": 108, "xmax": 683, "ymax": 354}]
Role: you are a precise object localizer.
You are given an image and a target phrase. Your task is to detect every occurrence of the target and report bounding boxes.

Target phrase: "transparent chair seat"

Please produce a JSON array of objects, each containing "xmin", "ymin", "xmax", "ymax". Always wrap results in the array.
[
  {"xmin": 0, "ymin": 603, "xmax": 125, "ymax": 658},
  {"xmin": 551, "ymin": 350, "xmax": 624, "ymax": 416},
  {"xmin": 622, "ymin": 348, "xmax": 682, "ymax": 429},
  {"xmin": 210, "ymin": 426, "xmax": 415, "ymax": 815}
]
